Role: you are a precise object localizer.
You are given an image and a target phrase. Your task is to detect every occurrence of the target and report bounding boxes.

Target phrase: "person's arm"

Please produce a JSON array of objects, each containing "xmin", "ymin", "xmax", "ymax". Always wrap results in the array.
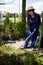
[
  {"xmin": 34, "ymin": 14, "xmax": 41, "ymax": 31},
  {"xmin": 37, "ymin": 15, "xmax": 41, "ymax": 29},
  {"xmin": 27, "ymin": 14, "xmax": 30, "ymax": 30}
]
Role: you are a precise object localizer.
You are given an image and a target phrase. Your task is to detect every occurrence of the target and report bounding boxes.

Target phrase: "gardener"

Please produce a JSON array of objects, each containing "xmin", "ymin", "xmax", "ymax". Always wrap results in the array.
[{"xmin": 23, "ymin": 6, "xmax": 41, "ymax": 50}]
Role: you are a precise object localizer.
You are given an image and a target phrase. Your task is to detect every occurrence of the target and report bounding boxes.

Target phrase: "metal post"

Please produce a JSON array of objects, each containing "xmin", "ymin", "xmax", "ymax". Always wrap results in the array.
[
  {"xmin": 14, "ymin": 13, "xmax": 16, "ymax": 23},
  {"xmin": 18, "ymin": 0, "xmax": 21, "ymax": 21}
]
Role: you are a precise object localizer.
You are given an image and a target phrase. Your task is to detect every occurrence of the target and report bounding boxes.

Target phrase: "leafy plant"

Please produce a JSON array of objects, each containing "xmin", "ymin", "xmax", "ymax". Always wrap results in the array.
[{"xmin": 16, "ymin": 21, "xmax": 26, "ymax": 38}]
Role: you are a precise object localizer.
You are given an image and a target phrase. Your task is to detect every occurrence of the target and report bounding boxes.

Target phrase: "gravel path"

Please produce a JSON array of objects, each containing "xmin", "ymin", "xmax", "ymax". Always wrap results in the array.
[{"xmin": 5, "ymin": 39, "xmax": 25, "ymax": 49}]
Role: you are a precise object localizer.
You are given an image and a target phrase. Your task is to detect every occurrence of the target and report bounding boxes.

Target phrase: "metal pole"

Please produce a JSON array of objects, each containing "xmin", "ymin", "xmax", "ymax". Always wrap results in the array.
[
  {"xmin": 0, "ymin": 3, "xmax": 5, "ymax": 5},
  {"xmin": 19, "ymin": 0, "xmax": 20, "ymax": 17},
  {"xmin": 0, "ymin": 0, "xmax": 14, "ymax": 5},
  {"xmin": 14, "ymin": 13, "xmax": 16, "ymax": 23}
]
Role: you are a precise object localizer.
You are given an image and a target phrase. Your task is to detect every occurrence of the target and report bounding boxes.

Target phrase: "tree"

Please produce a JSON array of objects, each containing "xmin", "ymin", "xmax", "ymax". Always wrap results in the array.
[
  {"xmin": 22, "ymin": 0, "xmax": 26, "ymax": 22},
  {"xmin": 4, "ymin": 13, "xmax": 10, "ymax": 26},
  {"xmin": 38, "ymin": 11, "xmax": 43, "ymax": 54},
  {"xmin": 3, "ymin": 13, "xmax": 13, "ymax": 37},
  {"xmin": 40, "ymin": 11, "xmax": 43, "ymax": 36},
  {"xmin": 22, "ymin": 0, "xmax": 26, "ymax": 37}
]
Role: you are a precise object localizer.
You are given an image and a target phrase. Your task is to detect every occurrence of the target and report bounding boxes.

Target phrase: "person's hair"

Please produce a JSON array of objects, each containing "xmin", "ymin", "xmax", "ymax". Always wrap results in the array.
[{"xmin": 27, "ymin": 9, "xmax": 34, "ymax": 13}]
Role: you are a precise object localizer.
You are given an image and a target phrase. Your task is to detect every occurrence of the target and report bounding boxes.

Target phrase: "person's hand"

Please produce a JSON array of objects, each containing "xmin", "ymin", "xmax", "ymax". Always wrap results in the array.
[{"xmin": 34, "ymin": 28, "xmax": 36, "ymax": 32}]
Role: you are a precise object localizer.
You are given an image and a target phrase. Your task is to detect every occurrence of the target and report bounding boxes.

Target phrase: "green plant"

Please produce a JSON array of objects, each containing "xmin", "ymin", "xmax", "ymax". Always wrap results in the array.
[
  {"xmin": 16, "ymin": 21, "xmax": 26, "ymax": 38},
  {"xmin": 0, "ymin": 52, "xmax": 43, "ymax": 65}
]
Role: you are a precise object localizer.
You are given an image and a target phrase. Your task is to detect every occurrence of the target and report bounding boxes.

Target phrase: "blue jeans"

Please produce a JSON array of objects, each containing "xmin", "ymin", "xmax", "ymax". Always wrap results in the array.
[{"xmin": 23, "ymin": 30, "xmax": 38, "ymax": 48}]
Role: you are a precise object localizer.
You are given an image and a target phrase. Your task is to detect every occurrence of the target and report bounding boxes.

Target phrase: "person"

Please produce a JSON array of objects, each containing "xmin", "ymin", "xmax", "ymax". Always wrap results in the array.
[{"xmin": 23, "ymin": 6, "xmax": 41, "ymax": 50}]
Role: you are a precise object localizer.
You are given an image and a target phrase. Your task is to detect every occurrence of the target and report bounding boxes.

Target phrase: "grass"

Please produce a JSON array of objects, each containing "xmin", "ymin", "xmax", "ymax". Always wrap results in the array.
[
  {"xmin": 0, "ymin": 44, "xmax": 26, "ymax": 55},
  {"xmin": 0, "ymin": 44, "xmax": 43, "ymax": 65},
  {"xmin": 0, "ymin": 45, "xmax": 14, "ymax": 54}
]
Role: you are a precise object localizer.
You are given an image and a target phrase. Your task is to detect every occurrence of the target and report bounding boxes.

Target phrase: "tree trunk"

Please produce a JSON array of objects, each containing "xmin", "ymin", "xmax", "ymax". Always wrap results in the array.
[
  {"xmin": 22, "ymin": 0, "xmax": 26, "ymax": 23},
  {"xmin": 22, "ymin": 0, "xmax": 26, "ymax": 37}
]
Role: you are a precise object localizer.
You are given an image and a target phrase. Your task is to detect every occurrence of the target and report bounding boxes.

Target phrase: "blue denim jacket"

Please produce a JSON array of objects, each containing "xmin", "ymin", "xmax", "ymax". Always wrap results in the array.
[{"xmin": 27, "ymin": 13, "xmax": 41, "ymax": 32}]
